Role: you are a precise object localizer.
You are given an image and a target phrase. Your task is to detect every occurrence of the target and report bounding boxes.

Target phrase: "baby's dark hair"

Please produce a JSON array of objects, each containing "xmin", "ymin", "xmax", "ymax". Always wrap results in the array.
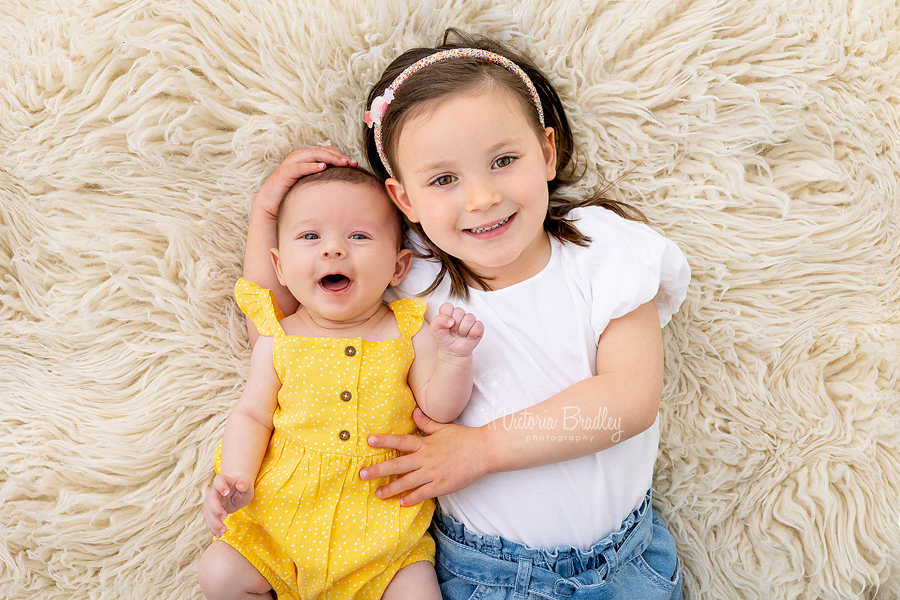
[
  {"xmin": 362, "ymin": 28, "xmax": 645, "ymax": 298},
  {"xmin": 276, "ymin": 166, "xmax": 406, "ymax": 249}
]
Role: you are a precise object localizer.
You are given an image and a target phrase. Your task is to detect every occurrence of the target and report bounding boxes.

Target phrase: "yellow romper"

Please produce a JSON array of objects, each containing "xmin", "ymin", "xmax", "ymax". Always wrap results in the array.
[{"xmin": 215, "ymin": 278, "xmax": 435, "ymax": 600}]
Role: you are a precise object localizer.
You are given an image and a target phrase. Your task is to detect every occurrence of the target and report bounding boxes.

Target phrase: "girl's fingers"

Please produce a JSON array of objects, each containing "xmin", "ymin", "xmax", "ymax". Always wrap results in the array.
[
  {"xmin": 253, "ymin": 146, "xmax": 360, "ymax": 216},
  {"xmin": 398, "ymin": 484, "xmax": 436, "ymax": 507},
  {"xmin": 282, "ymin": 161, "xmax": 328, "ymax": 178},
  {"xmin": 359, "ymin": 437, "xmax": 426, "ymax": 482},
  {"xmin": 366, "ymin": 433, "xmax": 423, "ymax": 453},
  {"xmin": 305, "ymin": 145, "xmax": 353, "ymax": 162},
  {"xmin": 376, "ymin": 470, "xmax": 431, "ymax": 500},
  {"xmin": 272, "ymin": 147, "xmax": 360, "ymax": 185},
  {"xmin": 285, "ymin": 146, "xmax": 358, "ymax": 167},
  {"xmin": 359, "ymin": 453, "xmax": 416, "ymax": 482},
  {"xmin": 273, "ymin": 148, "xmax": 360, "ymax": 184}
]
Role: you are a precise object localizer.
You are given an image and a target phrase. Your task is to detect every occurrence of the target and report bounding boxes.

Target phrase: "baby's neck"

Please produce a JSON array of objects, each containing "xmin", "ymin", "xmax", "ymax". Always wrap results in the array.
[{"xmin": 281, "ymin": 302, "xmax": 399, "ymax": 341}]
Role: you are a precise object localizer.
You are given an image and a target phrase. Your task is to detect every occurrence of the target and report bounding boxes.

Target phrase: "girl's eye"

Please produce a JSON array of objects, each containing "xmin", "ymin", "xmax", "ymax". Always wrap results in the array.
[
  {"xmin": 349, "ymin": 233, "xmax": 369, "ymax": 240},
  {"xmin": 432, "ymin": 174, "xmax": 455, "ymax": 187},
  {"xmin": 493, "ymin": 156, "xmax": 515, "ymax": 169},
  {"xmin": 301, "ymin": 233, "xmax": 319, "ymax": 240}
]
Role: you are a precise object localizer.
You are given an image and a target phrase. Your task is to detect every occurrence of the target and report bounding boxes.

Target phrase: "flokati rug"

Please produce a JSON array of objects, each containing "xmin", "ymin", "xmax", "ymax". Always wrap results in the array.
[{"xmin": 1, "ymin": 1, "xmax": 898, "ymax": 599}]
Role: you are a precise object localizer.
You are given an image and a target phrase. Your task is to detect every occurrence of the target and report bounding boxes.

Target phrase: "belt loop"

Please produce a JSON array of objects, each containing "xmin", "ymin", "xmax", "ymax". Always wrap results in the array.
[
  {"xmin": 514, "ymin": 557, "xmax": 533, "ymax": 598},
  {"xmin": 601, "ymin": 547, "xmax": 618, "ymax": 575}
]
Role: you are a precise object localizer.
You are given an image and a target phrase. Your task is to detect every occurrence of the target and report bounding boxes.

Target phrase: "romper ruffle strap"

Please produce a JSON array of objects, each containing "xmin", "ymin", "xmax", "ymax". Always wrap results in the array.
[
  {"xmin": 234, "ymin": 278, "xmax": 285, "ymax": 338},
  {"xmin": 389, "ymin": 297, "xmax": 426, "ymax": 339}
]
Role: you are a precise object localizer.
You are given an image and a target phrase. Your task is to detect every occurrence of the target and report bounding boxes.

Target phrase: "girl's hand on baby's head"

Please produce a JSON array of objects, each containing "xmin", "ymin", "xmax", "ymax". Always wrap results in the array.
[
  {"xmin": 252, "ymin": 146, "xmax": 359, "ymax": 218},
  {"xmin": 429, "ymin": 302, "xmax": 484, "ymax": 358},
  {"xmin": 202, "ymin": 474, "xmax": 254, "ymax": 537}
]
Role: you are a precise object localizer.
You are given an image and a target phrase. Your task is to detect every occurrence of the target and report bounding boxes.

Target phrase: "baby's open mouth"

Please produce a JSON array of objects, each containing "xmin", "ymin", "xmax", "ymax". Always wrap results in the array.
[{"xmin": 319, "ymin": 274, "xmax": 352, "ymax": 292}]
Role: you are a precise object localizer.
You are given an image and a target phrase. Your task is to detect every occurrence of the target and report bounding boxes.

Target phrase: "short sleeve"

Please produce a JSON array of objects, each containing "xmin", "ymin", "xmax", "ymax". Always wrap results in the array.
[
  {"xmin": 234, "ymin": 278, "xmax": 285, "ymax": 337},
  {"xmin": 562, "ymin": 207, "xmax": 690, "ymax": 336},
  {"xmin": 389, "ymin": 297, "xmax": 427, "ymax": 339}
]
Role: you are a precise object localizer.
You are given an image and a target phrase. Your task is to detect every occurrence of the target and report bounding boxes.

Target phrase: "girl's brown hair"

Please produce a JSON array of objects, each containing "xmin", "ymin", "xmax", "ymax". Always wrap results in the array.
[{"xmin": 362, "ymin": 29, "xmax": 645, "ymax": 299}]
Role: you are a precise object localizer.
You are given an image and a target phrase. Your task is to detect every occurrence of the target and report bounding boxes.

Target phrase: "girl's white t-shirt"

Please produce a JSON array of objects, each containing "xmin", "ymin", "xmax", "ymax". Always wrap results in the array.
[{"xmin": 386, "ymin": 206, "xmax": 691, "ymax": 550}]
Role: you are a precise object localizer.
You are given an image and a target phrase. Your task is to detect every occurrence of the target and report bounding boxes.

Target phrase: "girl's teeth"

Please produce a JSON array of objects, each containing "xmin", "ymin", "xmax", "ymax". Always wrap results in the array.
[{"xmin": 470, "ymin": 217, "xmax": 509, "ymax": 234}]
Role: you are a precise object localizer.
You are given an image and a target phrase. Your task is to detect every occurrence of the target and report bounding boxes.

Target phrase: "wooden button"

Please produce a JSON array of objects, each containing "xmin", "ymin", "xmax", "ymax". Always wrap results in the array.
[
  {"xmin": 340, "ymin": 391, "xmax": 352, "ymax": 402},
  {"xmin": 339, "ymin": 430, "xmax": 350, "ymax": 441},
  {"xmin": 344, "ymin": 346, "xmax": 356, "ymax": 357}
]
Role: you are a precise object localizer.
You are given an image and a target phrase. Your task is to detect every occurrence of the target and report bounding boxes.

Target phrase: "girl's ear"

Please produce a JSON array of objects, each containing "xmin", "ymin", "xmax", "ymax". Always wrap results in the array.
[
  {"xmin": 385, "ymin": 178, "xmax": 420, "ymax": 223},
  {"xmin": 390, "ymin": 248, "xmax": 414, "ymax": 286},
  {"xmin": 270, "ymin": 248, "xmax": 288, "ymax": 287},
  {"xmin": 542, "ymin": 127, "xmax": 557, "ymax": 181}
]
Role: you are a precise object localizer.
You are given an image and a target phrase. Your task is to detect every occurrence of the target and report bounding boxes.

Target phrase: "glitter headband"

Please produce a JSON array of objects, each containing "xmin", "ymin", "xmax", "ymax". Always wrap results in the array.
[{"xmin": 365, "ymin": 48, "xmax": 546, "ymax": 178}]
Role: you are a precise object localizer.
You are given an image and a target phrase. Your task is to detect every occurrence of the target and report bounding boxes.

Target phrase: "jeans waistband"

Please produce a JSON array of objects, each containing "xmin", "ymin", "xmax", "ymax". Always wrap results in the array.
[{"xmin": 433, "ymin": 490, "xmax": 654, "ymax": 597}]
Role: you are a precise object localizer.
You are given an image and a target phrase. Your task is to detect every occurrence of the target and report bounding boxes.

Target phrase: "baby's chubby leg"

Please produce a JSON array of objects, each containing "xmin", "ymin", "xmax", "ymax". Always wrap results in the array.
[
  {"xmin": 381, "ymin": 560, "xmax": 442, "ymax": 600},
  {"xmin": 198, "ymin": 540, "xmax": 274, "ymax": 600}
]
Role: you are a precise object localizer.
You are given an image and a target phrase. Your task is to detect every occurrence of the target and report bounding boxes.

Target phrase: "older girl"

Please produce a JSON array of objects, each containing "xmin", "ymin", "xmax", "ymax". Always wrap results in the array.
[{"xmin": 244, "ymin": 30, "xmax": 690, "ymax": 600}]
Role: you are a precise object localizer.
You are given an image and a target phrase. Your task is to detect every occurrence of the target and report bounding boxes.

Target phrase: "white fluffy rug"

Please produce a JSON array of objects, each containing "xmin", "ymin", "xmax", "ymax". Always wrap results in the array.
[{"xmin": 1, "ymin": 1, "xmax": 898, "ymax": 599}]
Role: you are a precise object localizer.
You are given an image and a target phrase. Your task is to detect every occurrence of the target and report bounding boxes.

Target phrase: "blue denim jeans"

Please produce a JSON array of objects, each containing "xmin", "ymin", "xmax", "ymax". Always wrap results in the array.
[{"xmin": 432, "ymin": 491, "xmax": 682, "ymax": 600}]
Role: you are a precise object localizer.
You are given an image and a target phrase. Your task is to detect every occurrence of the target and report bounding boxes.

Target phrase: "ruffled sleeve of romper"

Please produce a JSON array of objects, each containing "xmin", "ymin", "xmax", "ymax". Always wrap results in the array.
[
  {"xmin": 234, "ymin": 277, "xmax": 285, "ymax": 337},
  {"xmin": 561, "ymin": 207, "xmax": 691, "ymax": 339},
  {"xmin": 388, "ymin": 297, "xmax": 427, "ymax": 339}
]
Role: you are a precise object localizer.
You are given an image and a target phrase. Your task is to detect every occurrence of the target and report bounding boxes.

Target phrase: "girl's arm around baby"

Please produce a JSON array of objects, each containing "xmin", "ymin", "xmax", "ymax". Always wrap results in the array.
[
  {"xmin": 362, "ymin": 300, "xmax": 662, "ymax": 506},
  {"xmin": 407, "ymin": 302, "xmax": 484, "ymax": 424},
  {"xmin": 202, "ymin": 336, "xmax": 280, "ymax": 537}
]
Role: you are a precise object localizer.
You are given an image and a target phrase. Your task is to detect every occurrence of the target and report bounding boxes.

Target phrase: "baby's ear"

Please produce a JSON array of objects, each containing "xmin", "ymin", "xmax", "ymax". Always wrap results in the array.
[
  {"xmin": 270, "ymin": 248, "xmax": 287, "ymax": 287},
  {"xmin": 390, "ymin": 248, "xmax": 413, "ymax": 286},
  {"xmin": 385, "ymin": 178, "xmax": 420, "ymax": 223}
]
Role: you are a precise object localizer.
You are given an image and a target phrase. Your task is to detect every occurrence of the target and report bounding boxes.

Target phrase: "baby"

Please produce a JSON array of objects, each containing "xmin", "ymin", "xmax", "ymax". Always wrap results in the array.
[{"xmin": 199, "ymin": 166, "xmax": 482, "ymax": 600}]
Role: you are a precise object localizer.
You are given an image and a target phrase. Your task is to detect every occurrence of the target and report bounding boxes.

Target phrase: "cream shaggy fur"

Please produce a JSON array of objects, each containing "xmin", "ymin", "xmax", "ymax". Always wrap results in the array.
[{"xmin": 1, "ymin": 0, "xmax": 898, "ymax": 599}]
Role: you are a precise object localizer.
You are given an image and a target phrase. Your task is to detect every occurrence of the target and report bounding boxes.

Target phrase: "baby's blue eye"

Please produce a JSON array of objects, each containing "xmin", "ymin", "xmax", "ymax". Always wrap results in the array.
[
  {"xmin": 301, "ymin": 233, "xmax": 319, "ymax": 240},
  {"xmin": 350, "ymin": 234, "xmax": 368, "ymax": 240},
  {"xmin": 494, "ymin": 156, "xmax": 514, "ymax": 168}
]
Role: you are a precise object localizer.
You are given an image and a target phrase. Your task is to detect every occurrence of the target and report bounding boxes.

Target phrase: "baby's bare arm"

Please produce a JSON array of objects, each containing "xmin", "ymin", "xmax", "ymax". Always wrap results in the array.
[
  {"xmin": 203, "ymin": 336, "xmax": 280, "ymax": 536},
  {"xmin": 408, "ymin": 303, "xmax": 483, "ymax": 423}
]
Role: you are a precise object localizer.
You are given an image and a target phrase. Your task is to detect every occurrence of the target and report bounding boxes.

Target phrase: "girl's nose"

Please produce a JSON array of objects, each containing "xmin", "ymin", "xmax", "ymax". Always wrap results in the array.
[{"xmin": 464, "ymin": 180, "xmax": 502, "ymax": 212}]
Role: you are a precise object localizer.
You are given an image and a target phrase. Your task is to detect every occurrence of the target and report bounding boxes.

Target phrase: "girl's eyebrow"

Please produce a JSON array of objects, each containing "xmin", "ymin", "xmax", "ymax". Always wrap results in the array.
[
  {"xmin": 414, "ymin": 137, "xmax": 525, "ymax": 175},
  {"xmin": 415, "ymin": 160, "xmax": 453, "ymax": 175}
]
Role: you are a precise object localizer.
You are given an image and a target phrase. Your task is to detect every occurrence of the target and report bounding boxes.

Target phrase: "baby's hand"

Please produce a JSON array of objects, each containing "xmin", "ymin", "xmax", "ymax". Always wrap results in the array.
[
  {"xmin": 429, "ymin": 303, "xmax": 484, "ymax": 358},
  {"xmin": 202, "ymin": 474, "xmax": 254, "ymax": 537},
  {"xmin": 252, "ymin": 147, "xmax": 358, "ymax": 218}
]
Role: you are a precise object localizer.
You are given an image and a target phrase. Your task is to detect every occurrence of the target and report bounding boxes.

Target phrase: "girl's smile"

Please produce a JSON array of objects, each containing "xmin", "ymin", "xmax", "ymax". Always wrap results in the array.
[
  {"xmin": 464, "ymin": 213, "xmax": 514, "ymax": 238},
  {"xmin": 386, "ymin": 85, "xmax": 557, "ymax": 290}
]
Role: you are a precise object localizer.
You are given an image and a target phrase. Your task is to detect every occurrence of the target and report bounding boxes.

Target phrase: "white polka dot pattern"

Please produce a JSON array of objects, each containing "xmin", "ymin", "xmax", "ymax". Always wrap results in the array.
[{"xmin": 216, "ymin": 282, "xmax": 435, "ymax": 599}]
